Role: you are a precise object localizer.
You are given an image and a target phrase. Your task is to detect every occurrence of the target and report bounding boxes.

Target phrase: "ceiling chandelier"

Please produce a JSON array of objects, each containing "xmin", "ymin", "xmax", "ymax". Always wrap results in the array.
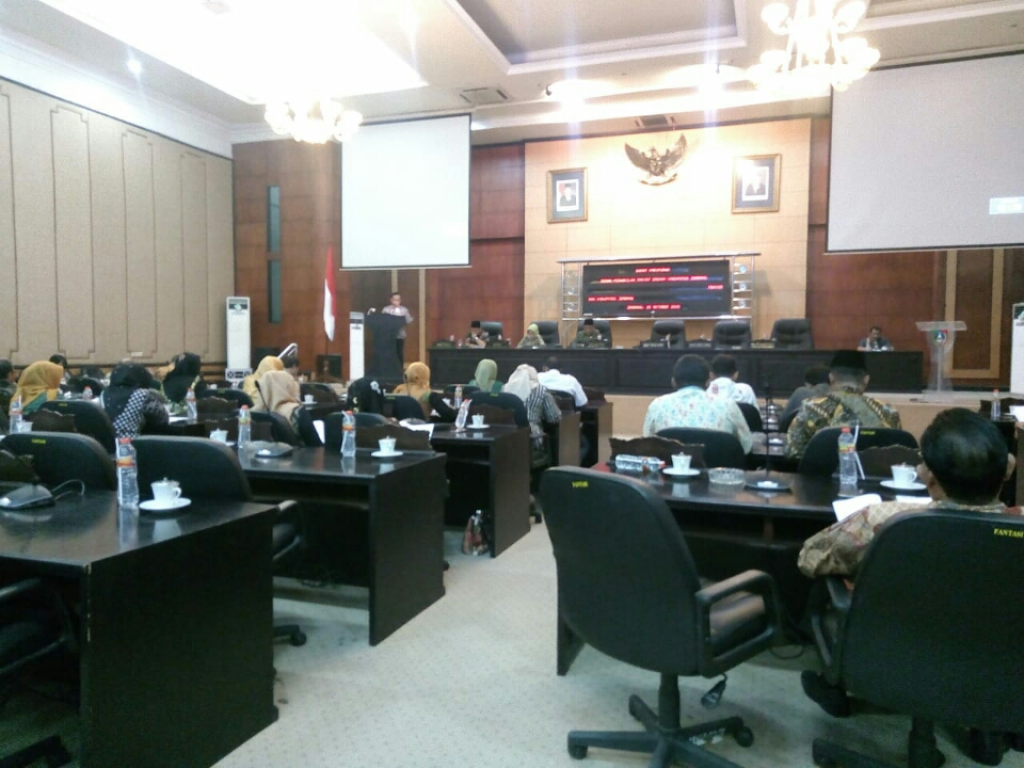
[
  {"xmin": 264, "ymin": 98, "xmax": 363, "ymax": 144},
  {"xmin": 748, "ymin": 0, "xmax": 880, "ymax": 94}
]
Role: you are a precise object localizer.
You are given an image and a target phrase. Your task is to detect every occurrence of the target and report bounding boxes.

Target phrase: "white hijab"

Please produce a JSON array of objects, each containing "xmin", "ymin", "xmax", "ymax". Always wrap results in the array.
[{"xmin": 503, "ymin": 364, "xmax": 539, "ymax": 402}]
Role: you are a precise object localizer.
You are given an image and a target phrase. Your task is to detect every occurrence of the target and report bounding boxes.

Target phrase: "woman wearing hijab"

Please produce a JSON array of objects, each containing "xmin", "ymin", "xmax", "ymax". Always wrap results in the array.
[
  {"xmin": 468, "ymin": 358, "xmax": 502, "ymax": 393},
  {"xmin": 14, "ymin": 361, "xmax": 64, "ymax": 414},
  {"xmin": 503, "ymin": 364, "xmax": 561, "ymax": 453},
  {"xmin": 242, "ymin": 356, "xmax": 284, "ymax": 410},
  {"xmin": 395, "ymin": 362, "xmax": 457, "ymax": 422},
  {"xmin": 517, "ymin": 323, "xmax": 546, "ymax": 349},
  {"xmin": 161, "ymin": 352, "xmax": 207, "ymax": 404},
  {"xmin": 256, "ymin": 370, "xmax": 322, "ymax": 447},
  {"xmin": 99, "ymin": 363, "xmax": 169, "ymax": 438}
]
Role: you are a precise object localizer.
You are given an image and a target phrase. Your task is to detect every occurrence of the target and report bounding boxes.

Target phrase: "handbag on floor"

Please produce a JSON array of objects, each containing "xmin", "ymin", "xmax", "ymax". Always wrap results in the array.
[{"xmin": 462, "ymin": 510, "xmax": 491, "ymax": 556}]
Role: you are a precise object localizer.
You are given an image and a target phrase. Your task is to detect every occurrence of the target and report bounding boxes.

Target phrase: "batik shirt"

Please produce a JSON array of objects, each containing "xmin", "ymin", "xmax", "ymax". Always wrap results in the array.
[
  {"xmin": 784, "ymin": 387, "xmax": 901, "ymax": 459},
  {"xmin": 641, "ymin": 386, "xmax": 752, "ymax": 453},
  {"xmin": 798, "ymin": 499, "xmax": 1016, "ymax": 578}
]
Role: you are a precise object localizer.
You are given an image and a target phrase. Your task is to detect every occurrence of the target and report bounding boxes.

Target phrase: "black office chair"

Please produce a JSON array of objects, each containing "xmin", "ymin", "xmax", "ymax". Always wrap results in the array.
[
  {"xmin": 778, "ymin": 409, "xmax": 799, "ymax": 435},
  {"xmin": 388, "ymin": 394, "xmax": 425, "ymax": 421},
  {"xmin": 736, "ymin": 402, "xmax": 764, "ymax": 433},
  {"xmin": 39, "ymin": 400, "xmax": 117, "ymax": 453},
  {"xmin": 712, "ymin": 321, "xmax": 752, "ymax": 350},
  {"xmin": 0, "ymin": 578, "xmax": 76, "ymax": 768},
  {"xmin": 67, "ymin": 376, "xmax": 104, "ymax": 397},
  {"xmin": 1, "ymin": 432, "xmax": 116, "ymax": 490},
  {"xmin": 533, "ymin": 321, "xmax": 562, "ymax": 347},
  {"xmin": 469, "ymin": 391, "xmax": 528, "ymax": 428},
  {"xmin": 650, "ymin": 320, "xmax": 686, "ymax": 349},
  {"xmin": 133, "ymin": 436, "xmax": 306, "ymax": 646},
  {"xmin": 205, "ymin": 388, "xmax": 255, "ymax": 409},
  {"xmin": 300, "ymin": 382, "xmax": 338, "ymax": 404},
  {"xmin": 657, "ymin": 428, "xmax": 747, "ymax": 468},
  {"xmin": 806, "ymin": 510, "xmax": 1024, "ymax": 768},
  {"xmin": 323, "ymin": 411, "xmax": 388, "ymax": 451},
  {"xmin": 540, "ymin": 467, "xmax": 782, "ymax": 767},
  {"xmin": 444, "ymin": 384, "xmax": 480, "ymax": 400},
  {"xmin": 797, "ymin": 427, "xmax": 919, "ymax": 475},
  {"xmin": 355, "ymin": 424, "xmax": 432, "ymax": 452},
  {"xmin": 770, "ymin": 318, "xmax": 814, "ymax": 350},
  {"xmin": 250, "ymin": 411, "xmax": 301, "ymax": 446},
  {"xmin": 480, "ymin": 321, "xmax": 504, "ymax": 339}
]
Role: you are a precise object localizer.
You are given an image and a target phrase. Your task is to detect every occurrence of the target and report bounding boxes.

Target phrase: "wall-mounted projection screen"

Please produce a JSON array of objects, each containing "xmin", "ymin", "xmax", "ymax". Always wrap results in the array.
[
  {"xmin": 828, "ymin": 54, "xmax": 1024, "ymax": 253},
  {"xmin": 341, "ymin": 114, "xmax": 470, "ymax": 269}
]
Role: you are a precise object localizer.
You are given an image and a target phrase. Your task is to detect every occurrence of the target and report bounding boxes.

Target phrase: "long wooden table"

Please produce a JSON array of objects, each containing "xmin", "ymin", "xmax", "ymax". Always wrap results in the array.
[
  {"xmin": 429, "ymin": 347, "xmax": 924, "ymax": 395},
  {"xmin": 239, "ymin": 447, "xmax": 447, "ymax": 645},
  {"xmin": 0, "ymin": 492, "xmax": 277, "ymax": 767}
]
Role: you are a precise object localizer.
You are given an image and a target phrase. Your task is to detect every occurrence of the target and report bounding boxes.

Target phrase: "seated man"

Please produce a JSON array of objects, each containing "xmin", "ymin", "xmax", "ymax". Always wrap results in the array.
[
  {"xmin": 706, "ymin": 354, "xmax": 756, "ymax": 405},
  {"xmin": 785, "ymin": 350, "xmax": 901, "ymax": 459},
  {"xmin": 641, "ymin": 354, "xmax": 752, "ymax": 453},
  {"xmin": 538, "ymin": 356, "xmax": 587, "ymax": 408},
  {"xmin": 780, "ymin": 364, "xmax": 831, "ymax": 424},
  {"xmin": 798, "ymin": 408, "xmax": 1020, "ymax": 721},
  {"xmin": 571, "ymin": 318, "xmax": 608, "ymax": 348},
  {"xmin": 465, "ymin": 320, "xmax": 488, "ymax": 349},
  {"xmin": 857, "ymin": 325, "xmax": 894, "ymax": 352}
]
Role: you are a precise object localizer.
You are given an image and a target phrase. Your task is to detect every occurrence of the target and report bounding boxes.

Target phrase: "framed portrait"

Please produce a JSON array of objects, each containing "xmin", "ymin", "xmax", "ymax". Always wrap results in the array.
[
  {"xmin": 732, "ymin": 154, "xmax": 781, "ymax": 214},
  {"xmin": 547, "ymin": 168, "xmax": 588, "ymax": 223}
]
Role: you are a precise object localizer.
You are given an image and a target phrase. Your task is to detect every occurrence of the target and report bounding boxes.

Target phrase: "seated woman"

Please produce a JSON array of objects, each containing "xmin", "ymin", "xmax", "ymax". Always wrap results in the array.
[
  {"xmin": 99, "ymin": 363, "xmax": 169, "ymax": 438},
  {"xmin": 504, "ymin": 364, "xmax": 561, "ymax": 455},
  {"xmin": 256, "ymin": 370, "xmax": 322, "ymax": 447},
  {"xmin": 394, "ymin": 362, "xmax": 457, "ymax": 422},
  {"xmin": 242, "ymin": 355, "xmax": 284, "ymax": 410},
  {"xmin": 161, "ymin": 352, "xmax": 208, "ymax": 405},
  {"xmin": 14, "ymin": 361, "xmax": 64, "ymax": 414},
  {"xmin": 517, "ymin": 323, "xmax": 546, "ymax": 349},
  {"xmin": 468, "ymin": 358, "xmax": 503, "ymax": 394}
]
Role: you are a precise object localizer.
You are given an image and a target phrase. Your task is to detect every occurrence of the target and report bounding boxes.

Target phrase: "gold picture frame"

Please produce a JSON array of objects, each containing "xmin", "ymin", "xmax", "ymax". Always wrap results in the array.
[
  {"xmin": 732, "ymin": 155, "xmax": 781, "ymax": 214},
  {"xmin": 547, "ymin": 168, "xmax": 588, "ymax": 223}
]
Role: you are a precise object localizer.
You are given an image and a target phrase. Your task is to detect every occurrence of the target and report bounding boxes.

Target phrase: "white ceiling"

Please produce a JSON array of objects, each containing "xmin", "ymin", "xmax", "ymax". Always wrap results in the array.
[{"xmin": 0, "ymin": 0, "xmax": 1021, "ymax": 148}]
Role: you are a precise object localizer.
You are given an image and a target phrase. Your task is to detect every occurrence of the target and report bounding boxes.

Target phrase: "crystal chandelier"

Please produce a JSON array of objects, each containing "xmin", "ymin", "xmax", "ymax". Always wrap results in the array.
[
  {"xmin": 264, "ymin": 98, "xmax": 363, "ymax": 144},
  {"xmin": 748, "ymin": 0, "xmax": 880, "ymax": 94}
]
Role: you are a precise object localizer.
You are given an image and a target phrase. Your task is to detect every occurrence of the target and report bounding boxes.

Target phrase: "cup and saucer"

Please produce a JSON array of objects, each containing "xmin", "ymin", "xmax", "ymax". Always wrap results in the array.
[
  {"xmin": 663, "ymin": 454, "xmax": 699, "ymax": 478},
  {"xmin": 140, "ymin": 479, "xmax": 191, "ymax": 513},
  {"xmin": 209, "ymin": 429, "xmax": 234, "ymax": 447},
  {"xmin": 467, "ymin": 416, "xmax": 489, "ymax": 430},
  {"xmin": 880, "ymin": 464, "xmax": 926, "ymax": 492},
  {"xmin": 371, "ymin": 438, "xmax": 403, "ymax": 459}
]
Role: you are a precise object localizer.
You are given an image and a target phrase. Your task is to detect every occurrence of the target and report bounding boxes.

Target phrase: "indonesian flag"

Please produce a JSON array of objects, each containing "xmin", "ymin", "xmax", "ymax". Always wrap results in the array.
[{"xmin": 323, "ymin": 246, "xmax": 336, "ymax": 341}]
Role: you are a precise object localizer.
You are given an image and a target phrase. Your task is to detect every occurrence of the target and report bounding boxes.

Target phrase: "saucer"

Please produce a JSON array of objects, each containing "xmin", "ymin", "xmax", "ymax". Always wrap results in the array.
[
  {"xmin": 745, "ymin": 479, "xmax": 792, "ymax": 492},
  {"xmin": 213, "ymin": 441, "xmax": 235, "ymax": 447},
  {"xmin": 371, "ymin": 450, "xmax": 404, "ymax": 458},
  {"xmin": 467, "ymin": 424, "xmax": 490, "ymax": 430},
  {"xmin": 663, "ymin": 467, "xmax": 700, "ymax": 478},
  {"xmin": 880, "ymin": 480, "xmax": 926, "ymax": 491},
  {"xmin": 140, "ymin": 497, "xmax": 192, "ymax": 513}
]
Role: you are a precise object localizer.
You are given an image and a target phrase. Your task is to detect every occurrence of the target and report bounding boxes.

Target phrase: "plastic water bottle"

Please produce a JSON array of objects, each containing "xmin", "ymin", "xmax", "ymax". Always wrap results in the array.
[
  {"xmin": 991, "ymin": 390, "xmax": 1002, "ymax": 421},
  {"xmin": 7, "ymin": 395, "xmax": 22, "ymax": 434},
  {"xmin": 453, "ymin": 385, "xmax": 463, "ymax": 409},
  {"xmin": 185, "ymin": 387, "xmax": 198, "ymax": 423},
  {"xmin": 341, "ymin": 410, "xmax": 356, "ymax": 458},
  {"xmin": 455, "ymin": 400, "xmax": 470, "ymax": 431},
  {"xmin": 237, "ymin": 405, "xmax": 252, "ymax": 447},
  {"xmin": 116, "ymin": 437, "xmax": 140, "ymax": 510},
  {"xmin": 838, "ymin": 427, "xmax": 857, "ymax": 490},
  {"xmin": 82, "ymin": 386, "xmax": 93, "ymax": 401}
]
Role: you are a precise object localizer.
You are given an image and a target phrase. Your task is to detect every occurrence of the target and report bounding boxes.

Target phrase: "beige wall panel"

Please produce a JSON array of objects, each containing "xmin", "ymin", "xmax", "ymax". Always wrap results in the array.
[
  {"xmin": 51, "ymin": 106, "xmax": 95, "ymax": 359},
  {"xmin": 205, "ymin": 157, "xmax": 234, "ymax": 361},
  {"xmin": 123, "ymin": 129, "xmax": 158, "ymax": 358},
  {"xmin": 153, "ymin": 141, "xmax": 185, "ymax": 358},
  {"xmin": 181, "ymin": 152, "xmax": 210, "ymax": 357},
  {"xmin": 10, "ymin": 87, "xmax": 58, "ymax": 364},
  {"xmin": 0, "ymin": 88, "xmax": 16, "ymax": 359}
]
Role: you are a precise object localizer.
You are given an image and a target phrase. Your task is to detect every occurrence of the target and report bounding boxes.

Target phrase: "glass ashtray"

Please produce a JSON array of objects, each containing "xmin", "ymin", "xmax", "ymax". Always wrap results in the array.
[{"xmin": 707, "ymin": 467, "xmax": 745, "ymax": 486}]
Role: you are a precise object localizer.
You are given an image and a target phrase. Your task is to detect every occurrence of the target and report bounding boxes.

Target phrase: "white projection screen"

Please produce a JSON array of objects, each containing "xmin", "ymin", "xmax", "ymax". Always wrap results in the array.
[
  {"xmin": 341, "ymin": 114, "xmax": 470, "ymax": 269},
  {"xmin": 828, "ymin": 54, "xmax": 1024, "ymax": 253}
]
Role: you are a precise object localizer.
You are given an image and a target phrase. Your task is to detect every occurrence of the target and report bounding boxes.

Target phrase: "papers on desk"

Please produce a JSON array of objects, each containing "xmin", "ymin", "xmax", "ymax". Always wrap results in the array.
[
  {"xmin": 1010, "ymin": 405, "xmax": 1024, "ymax": 421},
  {"xmin": 833, "ymin": 494, "xmax": 880, "ymax": 522},
  {"xmin": 399, "ymin": 420, "xmax": 434, "ymax": 438}
]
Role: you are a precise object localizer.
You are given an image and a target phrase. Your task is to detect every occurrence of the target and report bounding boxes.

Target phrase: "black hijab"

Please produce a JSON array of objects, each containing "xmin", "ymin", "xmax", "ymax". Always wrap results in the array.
[
  {"xmin": 104, "ymin": 363, "xmax": 153, "ymax": 422},
  {"xmin": 162, "ymin": 353, "xmax": 204, "ymax": 403}
]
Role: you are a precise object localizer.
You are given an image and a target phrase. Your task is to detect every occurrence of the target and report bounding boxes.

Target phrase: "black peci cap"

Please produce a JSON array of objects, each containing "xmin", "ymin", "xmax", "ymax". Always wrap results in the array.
[{"xmin": 584, "ymin": 318, "xmax": 594, "ymax": 326}]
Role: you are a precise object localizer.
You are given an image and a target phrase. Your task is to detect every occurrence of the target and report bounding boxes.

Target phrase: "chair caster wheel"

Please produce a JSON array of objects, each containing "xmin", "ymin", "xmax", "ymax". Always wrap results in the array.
[
  {"xmin": 568, "ymin": 744, "xmax": 587, "ymax": 759},
  {"xmin": 290, "ymin": 632, "xmax": 307, "ymax": 647},
  {"xmin": 734, "ymin": 726, "xmax": 754, "ymax": 748},
  {"xmin": 812, "ymin": 743, "xmax": 837, "ymax": 768}
]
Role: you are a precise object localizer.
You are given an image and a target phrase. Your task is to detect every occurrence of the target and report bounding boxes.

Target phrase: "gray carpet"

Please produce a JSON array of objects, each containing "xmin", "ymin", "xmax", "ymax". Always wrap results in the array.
[{"xmin": 3, "ymin": 523, "xmax": 1022, "ymax": 768}]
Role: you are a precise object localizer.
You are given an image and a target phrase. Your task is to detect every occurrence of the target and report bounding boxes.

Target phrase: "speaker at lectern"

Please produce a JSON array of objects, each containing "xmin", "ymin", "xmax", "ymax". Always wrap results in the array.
[{"xmin": 916, "ymin": 320, "xmax": 966, "ymax": 394}]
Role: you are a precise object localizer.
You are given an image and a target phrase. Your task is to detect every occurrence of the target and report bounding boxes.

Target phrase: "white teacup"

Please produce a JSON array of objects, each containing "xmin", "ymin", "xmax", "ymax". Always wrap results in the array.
[
  {"xmin": 891, "ymin": 464, "xmax": 917, "ymax": 487},
  {"xmin": 378, "ymin": 437, "xmax": 397, "ymax": 455},
  {"xmin": 14, "ymin": 420, "xmax": 33, "ymax": 433},
  {"xmin": 671, "ymin": 454, "xmax": 692, "ymax": 472},
  {"xmin": 210, "ymin": 429, "xmax": 229, "ymax": 443},
  {"xmin": 151, "ymin": 479, "xmax": 182, "ymax": 505},
  {"xmin": 471, "ymin": 414, "xmax": 485, "ymax": 427},
  {"xmin": 303, "ymin": 394, "xmax": 315, "ymax": 404}
]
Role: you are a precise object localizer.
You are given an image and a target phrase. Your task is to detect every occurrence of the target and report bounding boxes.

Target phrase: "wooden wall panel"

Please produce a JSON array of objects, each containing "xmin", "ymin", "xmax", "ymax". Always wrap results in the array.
[
  {"xmin": 397, "ymin": 270, "xmax": 421, "ymax": 363},
  {"xmin": 123, "ymin": 131, "xmax": 157, "ymax": 356},
  {"xmin": 0, "ymin": 87, "xmax": 16, "ymax": 358},
  {"xmin": 952, "ymin": 250, "xmax": 995, "ymax": 370},
  {"xmin": 470, "ymin": 144, "xmax": 525, "ymax": 240},
  {"xmin": 181, "ymin": 153, "xmax": 210, "ymax": 357}
]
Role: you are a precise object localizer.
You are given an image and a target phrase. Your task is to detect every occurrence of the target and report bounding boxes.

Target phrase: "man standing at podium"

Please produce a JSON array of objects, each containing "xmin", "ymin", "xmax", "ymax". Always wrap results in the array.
[{"xmin": 381, "ymin": 292, "xmax": 413, "ymax": 366}]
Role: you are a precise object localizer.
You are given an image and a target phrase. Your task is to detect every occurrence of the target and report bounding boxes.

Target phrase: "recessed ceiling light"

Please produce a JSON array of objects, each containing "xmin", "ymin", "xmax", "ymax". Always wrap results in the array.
[{"xmin": 127, "ymin": 58, "xmax": 143, "ymax": 76}]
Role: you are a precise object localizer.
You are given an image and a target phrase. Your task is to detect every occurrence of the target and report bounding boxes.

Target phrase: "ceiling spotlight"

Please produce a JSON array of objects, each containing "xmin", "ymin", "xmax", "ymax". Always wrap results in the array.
[{"xmin": 127, "ymin": 58, "xmax": 143, "ymax": 76}]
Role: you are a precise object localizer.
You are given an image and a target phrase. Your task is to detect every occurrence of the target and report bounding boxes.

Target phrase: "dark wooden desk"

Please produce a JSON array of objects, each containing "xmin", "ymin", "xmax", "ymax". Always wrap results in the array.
[
  {"xmin": 239, "ymin": 447, "xmax": 447, "ymax": 645},
  {"xmin": 581, "ymin": 400, "xmax": 613, "ymax": 466},
  {"xmin": 549, "ymin": 411, "xmax": 581, "ymax": 467},
  {"xmin": 429, "ymin": 424, "xmax": 531, "ymax": 557},
  {"xmin": 0, "ymin": 493, "xmax": 277, "ymax": 767},
  {"xmin": 428, "ymin": 347, "xmax": 924, "ymax": 395}
]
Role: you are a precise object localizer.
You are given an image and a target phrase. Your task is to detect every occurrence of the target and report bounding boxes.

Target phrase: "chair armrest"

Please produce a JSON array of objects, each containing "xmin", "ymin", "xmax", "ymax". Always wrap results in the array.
[
  {"xmin": 695, "ymin": 569, "xmax": 783, "ymax": 676},
  {"xmin": 0, "ymin": 577, "xmax": 47, "ymax": 605},
  {"xmin": 824, "ymin": 575, "xmax": 851, "ymax": 613}
]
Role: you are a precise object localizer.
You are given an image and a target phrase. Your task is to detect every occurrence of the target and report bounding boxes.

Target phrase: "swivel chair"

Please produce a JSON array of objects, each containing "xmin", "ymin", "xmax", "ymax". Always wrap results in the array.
[
  {"xmin": 469, "ymin": 391, "xmax": 528, "ymax": 428},
  {"xmin": 712, "ymin": 321, "xmax": 752, "ymax": 350},
  {"xmin": 0, "ymin": 578, "xmax": 76, "ymax": 768},
  {"xmin": 300, "ymin": 382, "xmax": 338, "ymax": 404},
  {"xmin": 387, "ymin": 394, "xmax": 425, "ymax": 421},
  {"xmin": 540, "ymin": 467, "xmax": 782, "ymax": 767},
  {"xmin": 133, "ymin": 436, "xmax": 306, "ymax": 646},
  {"xmin": 323, "ymin": 411, "xmax": 387, "ymax": 451},
  {"xmin": 650, "ymin": 320, "xmax": 687, "ymax": 349},
  {"xmin": 480, "ymin": 321, "xmax": 504, "ymax": 340},
  {"xmin": 797, "ymin": 427, "xmax": 918, "ymax": 476},
  {"xmin": 39, "ymin": 400, "xmax": 117, "ymax": 453},
  {"xmin": 355, "ymin": 424, "xmax": 432, "ymax": 452},
  {"xmin": 533, "ymin": 321, "xmax": 562, "ymax": 347},
  {"xmin": 807, "ymin": 510, "xmax": 1024, "ymax": 768},
  {"xmin": 2, "ymin": 432, "xmax": 116, "ymax": 490},
  {"xmin": 736, "ymin": 402, "xmax": 764, "ymax": 433},
  {"xmin": 206, "ymin": 388, "xmax": 255, "ymax": 409},
  {"xmin": 656, "ymin": 428, "xmax": 746, "ymax": 469},
  {"xmin": 770, "ymin": 318, "xmax": 814, "ymax": 350},
  {"xmin": 250, "ymin": 411, "xmax": 301, "ymax": 446}
]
